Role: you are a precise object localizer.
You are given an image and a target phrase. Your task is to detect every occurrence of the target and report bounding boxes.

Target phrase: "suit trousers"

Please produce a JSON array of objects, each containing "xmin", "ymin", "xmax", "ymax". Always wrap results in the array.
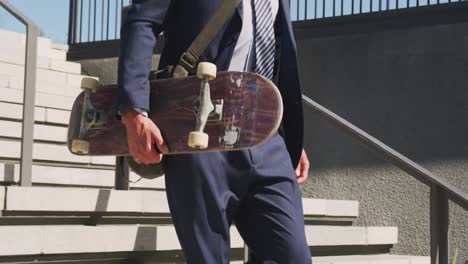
[{"xmin": 164, "ymin": 132, "xmax": 312, "ymax": 264}]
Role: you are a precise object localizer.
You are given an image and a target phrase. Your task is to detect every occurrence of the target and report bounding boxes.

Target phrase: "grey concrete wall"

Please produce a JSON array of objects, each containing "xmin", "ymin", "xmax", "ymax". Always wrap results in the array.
[
  {"xmin": 296, "ymin": 19, "xmax": 468, "ymax": 261},
  {"xmin": 78, "ymin": 55, "xmax": 160, "ymax": 85}
]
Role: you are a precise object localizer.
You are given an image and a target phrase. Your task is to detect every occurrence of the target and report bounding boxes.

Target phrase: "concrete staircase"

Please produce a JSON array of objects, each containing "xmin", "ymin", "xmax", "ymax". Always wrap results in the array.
[{"xmin": 0, "ymin": 29, "xmax": 429, "ymax": 263}]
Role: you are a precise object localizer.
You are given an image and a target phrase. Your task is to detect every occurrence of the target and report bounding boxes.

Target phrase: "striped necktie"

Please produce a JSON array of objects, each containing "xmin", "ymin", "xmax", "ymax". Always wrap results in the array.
[{"xmin": 253, "ymin": 0, "xmax": 275, "ymax": 80}]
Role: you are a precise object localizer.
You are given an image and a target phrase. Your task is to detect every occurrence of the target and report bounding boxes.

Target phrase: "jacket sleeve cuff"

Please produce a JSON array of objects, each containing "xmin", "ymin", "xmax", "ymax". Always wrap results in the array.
[{"xmin": 117, "ymin": 107, "xmax": 149, "ymax": 125}]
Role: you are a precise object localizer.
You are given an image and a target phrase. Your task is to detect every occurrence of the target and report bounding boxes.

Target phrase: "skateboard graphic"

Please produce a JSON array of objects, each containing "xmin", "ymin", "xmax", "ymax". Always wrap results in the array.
[{"xmin": 67, "ymin": 63, "xmax": 283, "ymax": 177}]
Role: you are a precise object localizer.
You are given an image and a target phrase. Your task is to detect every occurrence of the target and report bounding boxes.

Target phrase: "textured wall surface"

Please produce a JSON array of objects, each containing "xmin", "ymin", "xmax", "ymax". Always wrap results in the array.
[
  {"xmin": 79, "ymin": 55, "xmax": 160, "ymax": 85},
  {"xmin": 296, "ymin": 18, "xmax": 468, "ymax": 261}
]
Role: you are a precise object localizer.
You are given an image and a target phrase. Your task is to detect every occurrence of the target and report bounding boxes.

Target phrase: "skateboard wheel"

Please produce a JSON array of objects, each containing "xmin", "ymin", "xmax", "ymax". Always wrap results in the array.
[
  {"xmin": 188, "ymin": 131, "xmax": 209, "ymax": 149},
  {"xmin": 197, "ymin": 62, "xmax": 217, "ymax": 80},
  {"xmin": 81, "ymin": 77, "xmax": 98, "ymax": 93},
  {"xmin": 71, "ymin": 139, "xmax": 90, "ymax": 154}
]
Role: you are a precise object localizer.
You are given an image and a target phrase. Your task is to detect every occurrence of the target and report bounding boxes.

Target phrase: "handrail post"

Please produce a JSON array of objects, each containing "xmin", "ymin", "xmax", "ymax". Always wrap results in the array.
[
  {"xmin": 68, "ymin": 0, "xmax": 74, "ymax": 45},
  {"xmin": 67, "ymin": 0, "xmax": 79, "ymax": 45},
  {"xmin": 115, "ymin": 157, "xmax": 129, "ymax": 190},
  {"xmin": 430, "ymin": 184, "xmax": 450, "ymax": 264},
  {"xmin": 0, "ymin": 0, "xmax": 39, "ymax": 187},
  {"xmin": 19, "ymin": 20, "xmax": 38, "ymax": 187},
  {"xmin": 74, "ymin": 0, "xmax": 79, "ymax": 43}
]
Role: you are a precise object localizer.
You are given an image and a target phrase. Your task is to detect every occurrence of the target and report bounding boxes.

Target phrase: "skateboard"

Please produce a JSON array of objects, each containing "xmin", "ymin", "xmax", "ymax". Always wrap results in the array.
[{"xmin": 67, "ymin": 63, "xmax": 283, "ymax": 178}]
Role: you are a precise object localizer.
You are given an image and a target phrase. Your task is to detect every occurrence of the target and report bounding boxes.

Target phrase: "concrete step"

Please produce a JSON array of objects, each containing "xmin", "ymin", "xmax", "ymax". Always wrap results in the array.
[
  {"xmin": 0, "ymin": 224, "xmax": 165, "ymax": 256},
  {"xmin": 50, "ymin": 59, "xmax": 81, "ymax": 74},
  {"xmin": 47, "ymin": 48, "xmax": 67, "ymax": 61},
  {"xmin": 51, "ymin": 43, "xmax": 70, "ymax": 52},
  {"xmin": 312, "ymin": 254, "xmax": 429, "ymax": 264},
  {"xmin": 0, "ymin": 120, "xmax": 67, "ymax": 143},
  {"xmin": 1, "ymin": 186, "xmax": 358, "ymax": 222},
  {"xmin": 0, "ymin": 29, "xmax": 67, "ymax": 62},
  {"xmin": 0, "ymin": 74, "xmax": 10, "ymax": 88},
  {"xmin": 0, "ymin": 259, "xmax": 127, "ymax": 264},
  {"xmin": 0, "ymin": 101, "xmax": 69, "ymax": 125},
  {"xmin": 0, "ymin": 164, "xmax": 360, "ymax": 221},
  {"xmin": 303, "ymin": 198, "xmax": 358, "ymax": 221},
  {"xmin": 0, "ymin": 259, "xmax": 128, "ymax": 264},
  {"xmin": 0, "ymin": 187, "xmax": 3, "ymax": 210},
  {"xmin": 0, "ymin": 43, "xmax": 69, "ymax": 68},
  {"xmin": 0, "ymin": 54, "xmax": 80, "ymax": 75},
  {"xmin": 229, "ymin": 255, "xmax": 430, "ymax": 264},
  {"xmin": 305, "ymin": 226, "xmax": 397, "ymax": 247},
  {"xmin": 0, "ymin": 87, "xmax": 77, "ymax": 110},
  {"xmin": 0, "ymin": 61, "xmax": 95, "ymax": 97},
  {"xmin": 3, "ymin": 187, "xmax": 169, "ymax": 215},
  {"xmin": 0, "ymin": 164, "xmax": 166, "ymax": 190},
  {"xmin": 0, "ymin": 139, "xmax": 114, "ymax": 166},
  {"xmin": 0, "ymin": 224, "xmax": 397, "ymax": 257},
  {"xmin": 0, "ymin": 30, "xmax": 52, "ymax": 58}
]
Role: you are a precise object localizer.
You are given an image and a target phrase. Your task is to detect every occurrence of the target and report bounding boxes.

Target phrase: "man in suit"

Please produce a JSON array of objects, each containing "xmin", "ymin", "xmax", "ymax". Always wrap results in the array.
[{"xmin": 117, "ymin": 0, "xmax": 311, "ymax": 263}]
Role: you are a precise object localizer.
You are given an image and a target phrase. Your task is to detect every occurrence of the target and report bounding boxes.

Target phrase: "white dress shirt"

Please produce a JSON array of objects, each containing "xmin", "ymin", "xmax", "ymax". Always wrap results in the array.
[{"xmin": 228, "ymin": 0, "xmax": 279, "ymax": 72}]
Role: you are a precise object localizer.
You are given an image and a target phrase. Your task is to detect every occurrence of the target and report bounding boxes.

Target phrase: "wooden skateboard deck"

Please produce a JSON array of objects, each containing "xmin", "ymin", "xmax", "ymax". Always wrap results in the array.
[{"xmin": 67, "ymin": 71, "xmax": 283, "ymax": 158}]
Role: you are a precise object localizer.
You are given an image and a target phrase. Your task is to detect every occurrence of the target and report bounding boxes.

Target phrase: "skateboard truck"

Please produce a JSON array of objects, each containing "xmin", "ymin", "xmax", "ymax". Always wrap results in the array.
[
  {"xmin": 71, "ymin": 77, "xmax": 101, "ymax": 155},
  {"xmin": 193, "ymin": 99, "xmax": 223, "ymax": 121},
  {"xmin": 188, "ymin": 62, "xmax": 217, "ymax": 149}
]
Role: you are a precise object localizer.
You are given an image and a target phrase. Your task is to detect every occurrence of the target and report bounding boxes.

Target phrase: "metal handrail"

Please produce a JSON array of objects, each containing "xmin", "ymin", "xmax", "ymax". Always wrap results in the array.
[
  {"xmin": 290, "ymin": 0, "xmax": 465, "ymax": 21},
  {"xmin": 302, "ymin": 95, "xmax": 468, "ymax": 209},
  {"xmin": 302, "ymin": 94, "xmax": 467, "ymax": 264},
  {"xmin": 68, "ymin": 0, "xmax": 131, "ymax": 45},
  {"xmin": 0, "ymin": 0, "xmax": 38, "ymax": 186},
  {"xmin": 67, "ymin": 0, "xmax": 467, "ymax": 44}
]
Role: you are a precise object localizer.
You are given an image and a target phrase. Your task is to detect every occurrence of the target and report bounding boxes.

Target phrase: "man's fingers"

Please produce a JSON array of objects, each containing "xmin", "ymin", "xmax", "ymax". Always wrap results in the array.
[
  {"xmin": 129, "ymin": 147, "xmax": 145, "ymax": 164},
  {"xmin": 301, "ymin": 152, "xmax": 309, "ymax": 176},
  {"xmin": 298, "ymin": 176, "xmax": 306, "ymax": 184},
  {"xmin": 303, "ymin": 160, "xmax": 310, "ymax": 175},
  {"xmin": 125, "ymin": 116, "xmax": 166, "ymax": 165},
  {"xmin": 295, "ymin": 161, "xmax": 306, "ymax": 184},
  {"xmin": 139, "ymin": 136, "xmax": 158, "ymax": 164},
  {"xmin": 299, "ymin": 164, "xmax": 308, "ymax": 184},
  {"xmin": 145, "ymin": 135, "xmax": 152, "ymax": 152},
  {"xmin": 148, "ymin": 143, "xmax": 164, "ymax": 164},
  {"xmin": 132, "ymin": 153, "xmax": 149, "ymax": 164},
  {"xmin": 155, "ymin": 153, "xmax": 163, "ymax": 163},
  {"xmin": 131, "ymin": 141, "xmax": 154, "ymax": 165},
  {"xmin": 130, "ymin": 138, "xmax": 160, "ymax": 165},
  {"xmin": 135, "ymin": 148, "xmax": 152, "ymax": 164},
  {"xmin": 133, "ymin": 151, "xmax": 162, "ymax": 165},
  {"xmin": 151, "ymin": 127, "xmax": 169, "ymax": 154},
  {"xmin": 295, "ymin": 149, "xmax": 310, "ymax": 184}
]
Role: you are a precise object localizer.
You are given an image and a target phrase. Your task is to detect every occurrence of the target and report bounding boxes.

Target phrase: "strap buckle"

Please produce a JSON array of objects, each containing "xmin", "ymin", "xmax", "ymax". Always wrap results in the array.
[{"xmin": 179, "ymin": 50, "xmax": 198, "ymax": 71}]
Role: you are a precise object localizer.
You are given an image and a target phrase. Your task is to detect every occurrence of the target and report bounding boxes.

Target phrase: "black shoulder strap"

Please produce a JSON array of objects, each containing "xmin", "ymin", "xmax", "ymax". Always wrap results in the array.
[{"xmin": 172, "ymin": 0, "xmax": 241, "ymax": 78}]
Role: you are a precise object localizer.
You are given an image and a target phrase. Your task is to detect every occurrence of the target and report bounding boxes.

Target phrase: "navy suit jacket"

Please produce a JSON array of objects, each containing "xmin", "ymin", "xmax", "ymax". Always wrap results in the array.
[{"xmin": 117, "ymin": 0, "xmax": 304, "ymax": 167}]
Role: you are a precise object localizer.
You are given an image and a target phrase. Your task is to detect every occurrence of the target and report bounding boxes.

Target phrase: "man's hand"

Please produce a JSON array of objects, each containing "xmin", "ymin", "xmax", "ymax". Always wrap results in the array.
[
  {"xmin": 295, "ymin": 149, "xmax": 310, "ymax": 184},
  {"xmin": 123, "ymin": 109, "xmax": 168, "ymax": 164}
]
